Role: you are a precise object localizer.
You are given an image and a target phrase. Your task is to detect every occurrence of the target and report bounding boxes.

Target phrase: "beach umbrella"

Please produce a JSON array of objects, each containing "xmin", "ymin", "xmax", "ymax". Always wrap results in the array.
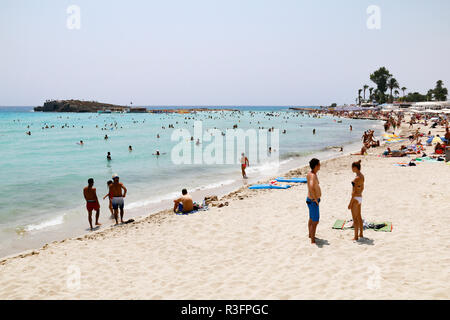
[{"xmin": 432, "ymin": 136, "xmax": 443, "ymax": 144}]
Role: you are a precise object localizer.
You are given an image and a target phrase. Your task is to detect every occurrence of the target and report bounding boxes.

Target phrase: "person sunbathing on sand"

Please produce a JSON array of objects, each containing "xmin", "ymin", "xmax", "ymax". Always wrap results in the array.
[
  {"xmin": 173, "ymin": 189, "xmax": 194, "ymax": 213},
  {"xmin": 383, "ymin": 147, "xmax": 406, "ymax": 157},
  {"xmin": 348, "ymin": 160, "xmax": 364, "ymax": 241}
]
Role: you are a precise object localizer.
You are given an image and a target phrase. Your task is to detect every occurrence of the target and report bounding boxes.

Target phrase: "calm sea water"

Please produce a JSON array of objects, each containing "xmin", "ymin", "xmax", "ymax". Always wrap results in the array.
[{"xmin": 0, "ymin": 106, "xmax": 383, "ymax": 257}]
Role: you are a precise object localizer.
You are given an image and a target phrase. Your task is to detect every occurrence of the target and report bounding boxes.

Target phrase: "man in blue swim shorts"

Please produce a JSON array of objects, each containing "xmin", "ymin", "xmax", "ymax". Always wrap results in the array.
[{"xmin": 306, "ymin": 158, "xmax": 321, "ymax": 244}]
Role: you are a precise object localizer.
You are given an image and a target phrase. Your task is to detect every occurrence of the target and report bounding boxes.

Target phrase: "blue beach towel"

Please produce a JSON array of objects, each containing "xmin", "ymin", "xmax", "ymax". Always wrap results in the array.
[
  {"xmin": 249, "ymin": 184, "xmax": 291, "ymax": 190},
  {"xmin": 276, "ymin": 177, "xmax": 307, "ymax": 183}
]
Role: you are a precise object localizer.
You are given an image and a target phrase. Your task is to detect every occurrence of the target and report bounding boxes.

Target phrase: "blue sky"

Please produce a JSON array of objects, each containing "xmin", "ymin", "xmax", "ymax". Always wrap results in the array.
[{"xmin": 0, "ymin": 0, "xmax": 449, "ymax": 106}]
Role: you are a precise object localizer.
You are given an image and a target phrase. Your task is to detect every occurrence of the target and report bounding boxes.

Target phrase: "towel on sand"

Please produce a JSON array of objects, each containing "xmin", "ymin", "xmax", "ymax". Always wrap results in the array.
[
  {"xmin": 332, "ymin": 219, "xmax": 393, "ymax": 232},
  {"xmin": 249, "ymin": 184, "xmax": 291, "ymax": 190}
]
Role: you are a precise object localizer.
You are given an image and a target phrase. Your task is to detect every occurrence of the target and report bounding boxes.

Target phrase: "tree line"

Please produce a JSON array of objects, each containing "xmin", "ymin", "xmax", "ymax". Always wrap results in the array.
[{"xmin": 356, "ymin": 67, "xmax": 448, "ymax": 105}]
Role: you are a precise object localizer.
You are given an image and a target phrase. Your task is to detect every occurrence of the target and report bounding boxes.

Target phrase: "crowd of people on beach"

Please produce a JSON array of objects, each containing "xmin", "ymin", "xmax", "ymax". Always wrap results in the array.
[
  {"xmin": 305, "ymin": 111, "xmax": 448, "ymax": 244},
  {"xmin": 78, "ymin": 109, "xmax": 448, "ymax": 237}
]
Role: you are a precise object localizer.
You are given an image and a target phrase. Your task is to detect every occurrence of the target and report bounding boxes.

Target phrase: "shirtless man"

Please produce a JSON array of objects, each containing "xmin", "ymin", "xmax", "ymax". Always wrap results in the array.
[
  {"xmin": 306, "ymin": 158, "xmax": 321, "ymax": 244},
  {"xmin": 83, "ymin": 178, "xmax": 101, "ymax": 230},
  {"xmin": 445, "ymin": 128, "xmax": 450, "ymax": 143},
  {"xmin": 109, "ymin": 174, "xmax": 127, "ymax": 224},
  {"xmin": 240, "ymin": 153, "xmax": 249, "ymax": 179},
  {"xmin": 173, "ymin": 189, "xmax": 194, "ymax": 213}
]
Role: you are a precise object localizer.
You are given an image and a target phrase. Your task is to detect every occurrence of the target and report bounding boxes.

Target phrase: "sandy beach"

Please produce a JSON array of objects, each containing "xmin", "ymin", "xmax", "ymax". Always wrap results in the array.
[{"xmin": 0, "ymin": 121, "xmax": 449, "ymax": 300}]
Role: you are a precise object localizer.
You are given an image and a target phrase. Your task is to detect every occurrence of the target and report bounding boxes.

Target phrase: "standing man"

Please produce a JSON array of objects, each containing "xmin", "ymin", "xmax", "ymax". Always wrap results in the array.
[
  {"xmin": 83, "ymin": 178, "xmax": 101, "ymax": 230},
  {"xmin": 306, "ymin": 158, "xmax": 321, "ymax": 244},
  {"xmin": 110, "ymin": 174, "xmax": 127, "ymax": 224},
  {"xmin": 240, "ymin": 153, "xmax": 249, "ymax": 179}
]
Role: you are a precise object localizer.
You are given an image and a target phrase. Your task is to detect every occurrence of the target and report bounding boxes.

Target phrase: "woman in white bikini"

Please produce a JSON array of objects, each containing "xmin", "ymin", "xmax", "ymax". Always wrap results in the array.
[{"xmin": 348, "ymin": 160, "xmax": 364, "ymax": 241}]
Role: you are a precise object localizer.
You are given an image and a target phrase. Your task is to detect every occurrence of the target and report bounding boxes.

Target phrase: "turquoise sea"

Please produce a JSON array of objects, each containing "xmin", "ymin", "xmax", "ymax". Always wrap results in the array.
[{"xmin": 0, "ymin": 106, "xmax": 383, "ymax": 257}]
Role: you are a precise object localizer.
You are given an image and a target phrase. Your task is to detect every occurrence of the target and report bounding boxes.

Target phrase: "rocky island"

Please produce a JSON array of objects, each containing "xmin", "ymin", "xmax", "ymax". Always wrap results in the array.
[{"xmin": 34, "ymin": 100, "xmax": 146, "ymax": 113}]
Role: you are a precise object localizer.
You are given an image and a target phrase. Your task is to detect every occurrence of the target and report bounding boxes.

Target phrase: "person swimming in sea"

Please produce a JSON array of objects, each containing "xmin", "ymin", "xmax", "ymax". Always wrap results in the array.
[
  {"xmin": 107, "ymin": 152, "xmax": 112, "ymax": 160},
  {"xmin": 129, "ymin": 145, "xmax": 133, "ymax": 152}
]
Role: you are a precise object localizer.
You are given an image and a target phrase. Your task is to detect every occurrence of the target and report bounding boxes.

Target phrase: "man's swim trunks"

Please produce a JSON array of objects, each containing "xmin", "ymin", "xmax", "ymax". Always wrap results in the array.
[
  {"xmin": 86, "ymin": 200, "xmax": 99, "ymax": 212},
  {"xmin": 306, "ymin": 197, "xmax": 320, "ymax": 222},
  {"xmin": 112, "ymin": 197, "xmax": 124, "ymax": 210}
]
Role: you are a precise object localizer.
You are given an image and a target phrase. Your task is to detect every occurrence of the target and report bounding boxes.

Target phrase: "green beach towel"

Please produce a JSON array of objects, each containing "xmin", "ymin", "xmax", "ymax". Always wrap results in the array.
[
  {"xmin": 332, "ymin": 219, "xmax": 346, "ymax": 230},
  {"xmin": 332, "ymin": 219, "xmax": 393, "ymax": 232}
]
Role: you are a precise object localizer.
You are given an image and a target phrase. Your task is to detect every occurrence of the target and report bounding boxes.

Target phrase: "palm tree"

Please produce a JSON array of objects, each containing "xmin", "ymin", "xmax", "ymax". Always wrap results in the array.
[
  {"xmin": 363, "ymin": 85, "xmax": 369, "ymax": 102},
  {"xmin": 387, "ymin": 78, "xmax": 399, "ymax": 103},
  {"xmin": 401, "ymin": 87, "xmax": 407, "ymax": 98},
  {"xmin": 369, "ymin": 87, "xmax": 374, "ymax": 102},
  {"xmin": 426, "ymin": 89, "xmax": 434, "ymax": 101},
  {"xmin": 394, "ymin": 89, "xmax": 399, "ymax": 99},
  {"xmin": 358, "ymin": 89, "xmax": 363, "ymax": 106}
]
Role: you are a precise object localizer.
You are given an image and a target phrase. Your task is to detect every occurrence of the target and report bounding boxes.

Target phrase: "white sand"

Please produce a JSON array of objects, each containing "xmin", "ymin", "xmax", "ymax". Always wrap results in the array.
[{"xmin": 1, "ymin": 123, "xmax": 449, "ymax": 299}]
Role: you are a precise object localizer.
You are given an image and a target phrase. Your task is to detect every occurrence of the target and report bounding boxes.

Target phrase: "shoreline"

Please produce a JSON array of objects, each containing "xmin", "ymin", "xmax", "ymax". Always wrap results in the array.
[
  {"xmin": 0, "ymin": 120, "xmax": 449, "ymax": 299},
  {"xmin": 0, "ymin": 120, "xmax": 385, "ymax": 262},
  {"xmin": 0, "ymin": 116, "xmax": 385, "ymax": 259}
]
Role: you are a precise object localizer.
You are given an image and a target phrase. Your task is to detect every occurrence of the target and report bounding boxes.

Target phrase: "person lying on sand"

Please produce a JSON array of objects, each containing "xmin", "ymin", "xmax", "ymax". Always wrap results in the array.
[
  {"xmin": 83, "ymin": 178, "xmax": 101, "ymax": 230},
  {"xmin": 383, "ymin": 147, "xmax": 406, "ymax": 157},
  {"xmin": 173, "ymin": 189, "xmax": 194, "ymax": 213}
]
